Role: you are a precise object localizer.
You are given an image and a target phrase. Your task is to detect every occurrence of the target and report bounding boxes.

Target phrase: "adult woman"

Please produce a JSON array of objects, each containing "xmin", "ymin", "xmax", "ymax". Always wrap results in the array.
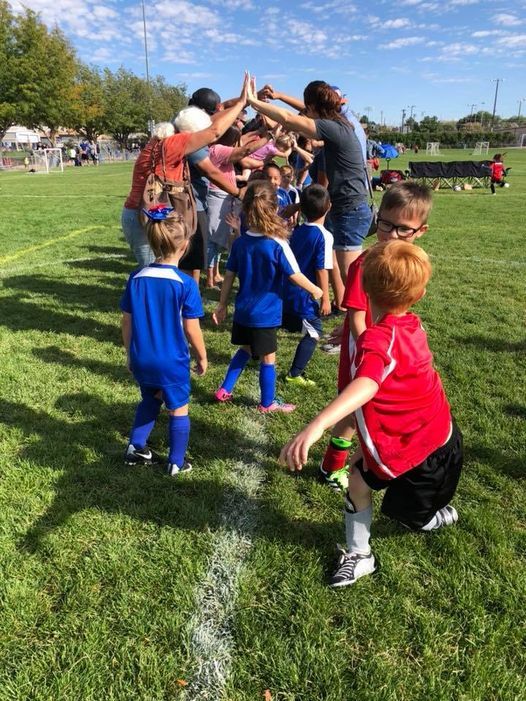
[
  {"xmin": 121, "ymin": 75, "xmax": 249, "ymax": 267},
  {"xmin": 247, "ymin": 80, "xmax": 371, "ymax": 291}
]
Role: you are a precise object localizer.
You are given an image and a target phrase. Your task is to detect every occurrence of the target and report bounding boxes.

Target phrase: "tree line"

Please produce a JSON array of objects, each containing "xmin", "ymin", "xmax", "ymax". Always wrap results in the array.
[{"xmin": 0, "ymin": 1, "xmax": 187, "ymax": 148}]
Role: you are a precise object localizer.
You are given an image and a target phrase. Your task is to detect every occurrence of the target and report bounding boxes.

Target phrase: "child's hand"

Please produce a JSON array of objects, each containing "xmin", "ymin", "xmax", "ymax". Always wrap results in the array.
[
  {"xmin": 320, "ymin": 298, "xmax": 332, "ymax": 316},
  {"xmin": 212, "ymin": 303, "xmax": 227, "ymax": 326},
  {"xmin": 226, "ymin": 212, "xmax": 240, "ymax": 232},
  {"xmin": 279, "ymin": 420, "xmax": 325, "ymax": 472},
  {"xmin": 311, "ymin": 285, "xmax": 323, "ymax": 301},
  {"xmin": 194, "ymin": 357, "xmax": 208, "ymax": 376},
  {"xmin": 326, "ymin": 322, "xmax": 344, "ymax": 344}
]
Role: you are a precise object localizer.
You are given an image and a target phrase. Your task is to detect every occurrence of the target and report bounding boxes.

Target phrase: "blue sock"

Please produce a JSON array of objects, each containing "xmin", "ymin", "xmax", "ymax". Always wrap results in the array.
[
  {"xmin": 130, "ymin": 395, "xmax": 162, "ymax": 449},
  {"xmin": 168, "ymin": 415, "xmax": 191, "ymax": 467},
  {"xmin": 222, "ymin": 348, "xmax": 251, "ymax": 393},
  {"xmin": 259, "ymin": 362, "xmax": 276, "ymax": 408},
  {"xmin": 289, "ymin": 335, "xmax": 318, "ymax": 377}
]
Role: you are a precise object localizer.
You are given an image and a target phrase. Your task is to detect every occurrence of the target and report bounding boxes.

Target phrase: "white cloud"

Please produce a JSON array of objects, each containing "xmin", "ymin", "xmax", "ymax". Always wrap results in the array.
[
  {"xmin": 472, "ymin": 30, "xmax": 505, "ymax": 37},
  {"xmin": 380, "ymin": 36, "xmax": 425, "ymax": 49},
  {"xmin": 498, "ymin": 34, "xmax": 526, "ymax": 47},
  {"xmin": 223, "ymin": 0, "xmax": 254, "ymax": 9},
  {"xmin": 383, "ymin": 18, "xmax": 412, "ymax": 29},
  {"xmin": 493, "ymin": 13, "xmax": 522, "ymax": 27},
  {"xmin": 288, "ymin": 20, "xmax": 327, "ymax": 46}
]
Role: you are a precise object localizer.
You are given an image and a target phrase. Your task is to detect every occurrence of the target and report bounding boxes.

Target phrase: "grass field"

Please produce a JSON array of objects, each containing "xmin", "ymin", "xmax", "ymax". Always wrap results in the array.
[{"xmin": 0, "ymin": 149, "xmax": 525, "ymax": 701}]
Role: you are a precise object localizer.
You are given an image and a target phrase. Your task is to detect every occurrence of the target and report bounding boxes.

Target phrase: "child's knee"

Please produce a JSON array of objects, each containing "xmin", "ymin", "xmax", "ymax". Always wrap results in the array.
[{"xmin": 347, "ymin": 466, "xmax": 372, "ymax": 501}]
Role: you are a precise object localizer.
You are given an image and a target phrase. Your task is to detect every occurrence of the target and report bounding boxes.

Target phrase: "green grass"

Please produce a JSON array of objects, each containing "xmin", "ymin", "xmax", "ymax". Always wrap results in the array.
[{"xmin": 0, "ymin": 151, "xmax": 525, "ymax": 700}]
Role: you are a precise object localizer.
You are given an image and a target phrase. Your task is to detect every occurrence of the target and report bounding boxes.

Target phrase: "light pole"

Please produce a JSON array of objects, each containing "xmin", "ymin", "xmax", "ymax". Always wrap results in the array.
[
  {"xmin": 468, "ymin": 103, "xmax": 477, "ymax": 119},
  {"xmin": 401, "ymin": 108, "xmax": 406, "ymax": 134},
  {"xmin": 490, "ymin": 78, "xmax": 502, "ymax": 132},
  {"xmin": 141, "ymin": 0, "xmax": 154, "ymax": 135},
  {"xmin": 518, "ymin": 98, "xmax": 526, "ymax": 120}
]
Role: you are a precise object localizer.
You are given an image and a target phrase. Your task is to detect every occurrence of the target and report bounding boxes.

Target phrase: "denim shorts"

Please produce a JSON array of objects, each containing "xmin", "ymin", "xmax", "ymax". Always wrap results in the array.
[
  {"xmin": 121, "ymin": 207, "xmax": 155, "ymax": 267},
  {"xmin": 326, "ymin": 201, "xmax": 372, "ymax": 252}
]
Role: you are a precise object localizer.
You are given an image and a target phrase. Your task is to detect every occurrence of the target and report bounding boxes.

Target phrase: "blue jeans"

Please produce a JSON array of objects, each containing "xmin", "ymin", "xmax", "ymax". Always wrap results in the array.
[
  {"xmin": 326, "ymin": 202, "xmax": 372, "ymax": 252},
  {"xmin": 121, "ymin": 207, "xmax": 154, "ymax": 267}
]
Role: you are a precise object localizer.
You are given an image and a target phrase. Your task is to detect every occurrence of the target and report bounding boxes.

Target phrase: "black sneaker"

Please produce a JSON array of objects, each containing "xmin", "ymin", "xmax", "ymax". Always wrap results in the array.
[
  {"xmin": 124, "ymin": 444, "xmax": 162, "ymax": 466},
  {"xmin": 166, "ymin": 460, "xmax": 193, "ymax": 477},
  {"xmin": 328, "ymin": 545, "xmax": 376, "ymax": 588}
]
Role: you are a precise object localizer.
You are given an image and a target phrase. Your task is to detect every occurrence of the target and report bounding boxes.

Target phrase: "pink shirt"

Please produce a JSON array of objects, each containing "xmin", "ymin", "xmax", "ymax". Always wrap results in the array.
[
  {"xmin": 250, "ymin": 142, "xmax": 278, "ymax": 162},
  {"xmin": 209, "ymin": 144, "xmax": 236, "ymax": 192}
]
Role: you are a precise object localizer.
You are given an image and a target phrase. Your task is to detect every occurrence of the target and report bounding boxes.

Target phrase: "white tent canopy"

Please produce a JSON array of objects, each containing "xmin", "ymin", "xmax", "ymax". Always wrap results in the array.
[{"xmin": 1, "ymin": 125, "xmax": 41, "ymax": 148}]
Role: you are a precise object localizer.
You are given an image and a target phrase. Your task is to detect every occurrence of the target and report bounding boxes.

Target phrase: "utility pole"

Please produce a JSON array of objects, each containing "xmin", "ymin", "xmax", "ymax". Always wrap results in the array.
[
  {"xmin": 468, "ymin": 103, "xmax": 477, "ymax": 119},
  {"xmin": 409, "ymin": 105, "xmax": 416, "ymax": 120},
  {"xmin": 364, "ymin": 106, "xmax": 372, "ymax": 122},
  {"xmin": 490, "ymin": 78, "xmax": 502, "ymax": 132},
  {"xmin": 518, "ymin": 98, "xmax": 526, "ymax": 120},
  {"xmin": 380, "ymin": 109, "xmax": 384, "ymax": 126},
  {"xmin": 141, "ymin": 0, "xmax": 154, "ymax": 135},
  {"xmin": 401, "ymin": 108, "xmax": 406, "ymax": 134}
]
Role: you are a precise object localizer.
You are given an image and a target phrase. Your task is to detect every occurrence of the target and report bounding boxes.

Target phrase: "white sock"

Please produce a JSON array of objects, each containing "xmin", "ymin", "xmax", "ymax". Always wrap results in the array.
[{"xmin": 344, "ymin": 495, "xmax": 372, "ymax": 555}]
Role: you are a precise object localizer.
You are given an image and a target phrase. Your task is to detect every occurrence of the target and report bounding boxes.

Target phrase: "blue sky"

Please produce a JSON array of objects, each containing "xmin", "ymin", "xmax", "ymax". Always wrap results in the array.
[{"xmin": 9, "ymin": 0, "xmax": 526, "ymax": 124}]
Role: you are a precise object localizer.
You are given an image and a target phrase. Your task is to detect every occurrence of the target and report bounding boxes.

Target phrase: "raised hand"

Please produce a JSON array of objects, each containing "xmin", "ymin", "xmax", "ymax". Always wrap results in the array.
[{"xmin": 240, "ymin": 71, "xmax": 250, "ymax": 104}]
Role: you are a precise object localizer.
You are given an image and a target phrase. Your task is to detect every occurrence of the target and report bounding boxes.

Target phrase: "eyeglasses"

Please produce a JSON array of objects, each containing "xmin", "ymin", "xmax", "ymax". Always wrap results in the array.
[{"xmin": 376, "ymin": 218, "xmax": 423, "ymax": 239}]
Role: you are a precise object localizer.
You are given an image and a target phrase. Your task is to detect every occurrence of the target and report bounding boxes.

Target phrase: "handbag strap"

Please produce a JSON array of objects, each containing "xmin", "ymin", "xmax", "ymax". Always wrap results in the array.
[{"xmin": 364, "ymin": 165, "xmax": 375, "ymax": 203}]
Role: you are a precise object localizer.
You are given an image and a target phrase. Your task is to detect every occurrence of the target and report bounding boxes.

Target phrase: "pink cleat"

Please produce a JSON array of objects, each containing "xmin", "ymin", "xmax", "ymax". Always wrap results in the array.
[
  {"xmin": 258, "ymin": 398, "xmax": 296, "ymax": 414},
  {"xmin": 214, "ymin": 387, "xmax": 233, "ymax": 402}
]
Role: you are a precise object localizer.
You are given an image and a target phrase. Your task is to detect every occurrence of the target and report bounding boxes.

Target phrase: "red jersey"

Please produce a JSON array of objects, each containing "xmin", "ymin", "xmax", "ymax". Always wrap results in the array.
[
  {"xmin": 490, "ymin": 161, "xmax": 504, "ymax": 181},
  {"xmin": 338, "ymin": 251, "xmax": 373, "ymax": 392},
  {"xmin": 124, "ymin": 133, "xmax": 191, "ymax": 210},
  {"xmin": 351, "ymin": 312, "xmax": 451, "ymax": 480}
]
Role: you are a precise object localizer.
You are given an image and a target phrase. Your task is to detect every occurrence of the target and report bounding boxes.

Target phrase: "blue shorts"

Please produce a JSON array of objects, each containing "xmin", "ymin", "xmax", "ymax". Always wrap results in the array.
[
  {"xmin": 281, "ymin": 312, "xmax": 323, "ymax": 339},
  {"xmin": 139, "ymin": 382, "xmax": 190, "ymax": 411},
  {"xmin": 326, "ymin": 202, "xmax": 372, "ymax": 252}
]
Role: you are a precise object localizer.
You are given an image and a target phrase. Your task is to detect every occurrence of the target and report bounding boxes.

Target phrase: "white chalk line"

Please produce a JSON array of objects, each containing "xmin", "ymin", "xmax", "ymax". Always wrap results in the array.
[
  {"xmin": 0, "ymin": 194, "xmax": 124, "ymax": 198},
  {"xmin": 183, "ymin": 382, "xmax": 268, "ymax": 701}
]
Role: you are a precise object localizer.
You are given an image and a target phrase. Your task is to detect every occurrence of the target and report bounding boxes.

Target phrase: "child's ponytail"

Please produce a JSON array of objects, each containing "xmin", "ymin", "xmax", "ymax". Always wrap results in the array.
[
  {"xmin": 242, "ymin": 181, "xmax": 289, "ymax": 240},
  {"xmin": 145, "ymin": 213, "xmax": 190, "ymax": 259}
]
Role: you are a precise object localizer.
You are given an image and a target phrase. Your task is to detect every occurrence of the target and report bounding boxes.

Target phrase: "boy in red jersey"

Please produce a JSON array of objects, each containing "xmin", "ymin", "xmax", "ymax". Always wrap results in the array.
[
  {"xmin": 280, "ymin": 240, "xmax": 463, "ymax": 588},
  {"xmin": 489, "ymin": 153, "xmax": 510, "ymax": 195},
  {"xmin": 320, "ymin": 182, "xmax": 433, "ymax": 492}
]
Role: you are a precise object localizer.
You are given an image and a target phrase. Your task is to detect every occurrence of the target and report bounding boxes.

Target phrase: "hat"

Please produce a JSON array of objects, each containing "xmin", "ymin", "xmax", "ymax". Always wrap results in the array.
[
  {"xmin": 188, "ymin": 87, "xmax": 221, "ymax": 115},
  {"xmin": 330, "ymin": 85, "xmax": 348, "ymax": 105}
]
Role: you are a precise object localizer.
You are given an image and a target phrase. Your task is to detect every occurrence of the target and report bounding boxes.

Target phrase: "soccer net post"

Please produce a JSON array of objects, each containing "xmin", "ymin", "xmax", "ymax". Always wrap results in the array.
[
  {"xmin": 426, "ymin": 142, "xmax": 440, "ymax": 155},
  {"xmin": 473, "ymin": 141, "xmax": 490, "ymax": 155},
  {"xmin": 30, "ymin": 148, "xmax": 64, "ymax": 174}
]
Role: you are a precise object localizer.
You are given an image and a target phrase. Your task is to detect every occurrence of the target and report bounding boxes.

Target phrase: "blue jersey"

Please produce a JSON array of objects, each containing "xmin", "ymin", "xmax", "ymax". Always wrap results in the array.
[
  {"xmin": 120, "ymin": 264, "xmax": 204, "ymax": 387},
  {"xmin": 283, "ymin": 223, "xmax": 333, "ymax": 318},
  {"xmin": 226, "ymin": 232, "xmax": 300, "ymax": 328}
]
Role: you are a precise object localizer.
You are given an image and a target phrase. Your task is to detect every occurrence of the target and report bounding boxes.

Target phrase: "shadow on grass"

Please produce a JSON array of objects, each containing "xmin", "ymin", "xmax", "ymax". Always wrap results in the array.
[
  {"xmin": 454, "ymin": 334, "xmax": 526, "ymax": 354},
  {"xmin": 1, "ymin": 393, "xmax": 352, "ymax": 558},
  {"xmin": 0, "ymin": 295, "xmax": 121, "ymax": 346},
  {"xmin": 466, "ymin": 442, "xmax": 525, "ymax": 481},
  {"xmin": 3, "ymin": 274, "xmax": 124, "ymax": 311}
]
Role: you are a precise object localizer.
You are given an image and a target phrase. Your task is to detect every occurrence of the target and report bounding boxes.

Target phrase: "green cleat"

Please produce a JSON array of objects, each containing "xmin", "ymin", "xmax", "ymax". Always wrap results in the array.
[
  {"xmin": 285, "ymin": 373, "xmax": 316, "ymax": 387},
  {"xmin": 319, "ymin": 465, "xmax": 349, "ymax": 492}
]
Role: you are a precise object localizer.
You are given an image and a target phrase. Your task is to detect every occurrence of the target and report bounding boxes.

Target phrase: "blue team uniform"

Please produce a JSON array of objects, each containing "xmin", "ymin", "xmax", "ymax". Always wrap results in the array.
[
  {"xmin": 283, "ymin": 223, "xmax": 333, "ymax": 321},
  {"xmin": 120, "ymin": 263, "xmax": 204, "ymax": 409},
  {"xmin": 226, "ymin": 232, "xmax": 300, "ymax": 328}
]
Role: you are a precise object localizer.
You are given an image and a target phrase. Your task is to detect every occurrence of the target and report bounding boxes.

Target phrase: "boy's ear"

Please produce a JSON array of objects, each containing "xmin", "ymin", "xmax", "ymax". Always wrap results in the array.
[
  {"xmin": 415, "ymin": 224, "xmax": 428, "ymax": 238},
  {"xmin": 416, "ymin": 287, "xmax": 427, "ymax": 302}
]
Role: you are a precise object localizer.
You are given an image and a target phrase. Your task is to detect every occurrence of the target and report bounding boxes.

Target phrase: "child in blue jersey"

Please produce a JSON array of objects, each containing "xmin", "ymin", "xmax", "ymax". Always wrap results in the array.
[
  {"xmin": 212, "ymin": 180, "xmax": 323, "ymax": 413},
  {"xmin": 120, "ymin": 210, "xmax": 207, "ymax": 476},
  {"xmin": 282, "ymin": 184, "xmax": 333, "ymax": 386}
]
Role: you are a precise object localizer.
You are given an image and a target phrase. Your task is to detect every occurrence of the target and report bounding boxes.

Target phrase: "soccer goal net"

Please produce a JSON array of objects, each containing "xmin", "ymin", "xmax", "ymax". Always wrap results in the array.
[
  {"xmin": 473, "ymin": 141, "xmax": 490, "ymax": 155},
  {"xmin": 521, "ymin": 134, "xmax": 526, "ymax": 148},
  {"xmin": 426, "ymin": 142, "xmax": 440, "ymax": 156},
  {"xmin": 30, "ymin": 148, "xmax": 64, "ymax": 174}
]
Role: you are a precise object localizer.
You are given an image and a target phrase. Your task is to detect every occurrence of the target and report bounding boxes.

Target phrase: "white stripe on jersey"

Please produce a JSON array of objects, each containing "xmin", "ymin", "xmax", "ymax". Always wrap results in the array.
[
  {"xmin": 274, "ymin": 237, "xmax": 300, "ymax": 274},
  {"xmin": 135, "ymin": 266, "xmax": 183, "ymax": 283},
  {"xmin": 351, "ymin": 326, "xmax": 398, "ymax": 479},
  {"xmin": 304, "ymin": 223, "xmax": 334, "ymax": 269}
]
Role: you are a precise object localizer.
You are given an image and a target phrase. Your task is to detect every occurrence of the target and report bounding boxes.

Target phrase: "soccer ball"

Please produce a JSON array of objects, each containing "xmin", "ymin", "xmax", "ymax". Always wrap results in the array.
[
  {"xmin": 453, "ymin": 185, "xmax": 462, "ymax": 191},
  {"xmin": 504, "ymin": 182, "xmax": 510, "ymax": 188}
]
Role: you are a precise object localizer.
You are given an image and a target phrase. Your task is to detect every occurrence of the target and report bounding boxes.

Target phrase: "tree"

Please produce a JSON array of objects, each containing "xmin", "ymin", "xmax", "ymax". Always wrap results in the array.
[
  {"xmin": 1, "ymin": 4, "xmax": 77, "ymax": 144},
  {"xmin": 71, "ymin": 64, "xmax": 108, "ymax": 141},
  {"xmin": 150, "ymin": 76, "xmax": 187, "ymax": 124},
  {"xmin": 103, "ymin": 68, "xmax": 151, "ymax": 148}
]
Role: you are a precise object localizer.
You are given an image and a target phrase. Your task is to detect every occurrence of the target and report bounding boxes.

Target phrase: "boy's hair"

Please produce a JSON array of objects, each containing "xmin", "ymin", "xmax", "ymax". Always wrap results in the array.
[
  {"xmin": 242, "ymin": 180, "xmax": 289, "ymax": 240},
  {"xmin": 300, "ymin": 184, "xmax": 331, "ymax": 221},
  {"xmin": 379, "ymin": 181, "xmax": 433, "ymax": 223},
  {"xmin": 362, "ymin": 240, "xmax": 431, "ymax": 313},
  {"xmin": 263, "ymin": 161, "xmax": 281, "ymax": 176},
  {"xmin": 146, "ymin": 214, "xmax": 190, "ymax": 259},
  {"xmin": 493, "ymin": 153, "xmax": 502, "ymax": 161},
  {"xmin": 280, "ymin": 164, "xmax": 293, "ymax": 176}
]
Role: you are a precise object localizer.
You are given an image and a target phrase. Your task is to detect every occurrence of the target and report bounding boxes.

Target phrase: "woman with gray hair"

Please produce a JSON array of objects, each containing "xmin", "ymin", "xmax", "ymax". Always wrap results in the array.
[{"xmin": 121, "ymin": 75, "xmax": 249, "ymax": 267}]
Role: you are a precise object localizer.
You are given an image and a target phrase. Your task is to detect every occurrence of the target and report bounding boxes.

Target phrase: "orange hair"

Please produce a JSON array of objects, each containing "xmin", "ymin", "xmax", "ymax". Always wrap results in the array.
[{"xmin": 362, "ymin": 240, "xmax": 431, "ymax": 313}]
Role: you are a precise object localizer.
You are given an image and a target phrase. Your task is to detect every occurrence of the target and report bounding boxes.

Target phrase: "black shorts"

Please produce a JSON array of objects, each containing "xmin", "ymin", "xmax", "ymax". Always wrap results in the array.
[
  {"xmin": 355, "ymin": 422, "xmax": 463, "ymax": 530},
  {"xmin": 179, "ymin": 210, "xmax": 207, "ymax": 271},
  {"xmin": 231, "ymin": 322, "xmax": 277, "ymax": 357}
]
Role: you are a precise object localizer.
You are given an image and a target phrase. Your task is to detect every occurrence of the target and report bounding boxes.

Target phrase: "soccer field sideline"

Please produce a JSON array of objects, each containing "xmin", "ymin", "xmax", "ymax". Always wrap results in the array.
[{"xmin": 0, "ymin": 154, "xmax": 524, "ymax": 700}]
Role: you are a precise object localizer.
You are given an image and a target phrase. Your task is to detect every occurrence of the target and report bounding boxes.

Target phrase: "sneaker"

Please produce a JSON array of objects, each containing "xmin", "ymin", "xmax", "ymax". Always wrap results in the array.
[
  {"xmin": 319, "ymin": 465, "xmax": 349, "ymax": 492},
  {"xmin": 258, "ymin": 397, "xmax": 296, "ymax": 413},
  {"xmin": 214, "ymin": 387, "xmax": 232, "ymax": 402},
  {"xmin": 166, "ymin": 460, "xmax": 193, "ymax": 477},
  {"xmin": 285, "ymin": 373, "xmax": 316, "ymax": 387},
  {"xmin": 329, "ymin": 545, "xmax": 376, "ymax": 588},
  {"xmin": 321, "ymin": 343, "xmax": 341, "ymax": 355},
  {"xmin": 124, "ymin": 444, "xmax": 162, "ymax": 466},
  {"xmin": 421, "ymin": 505, "xmax": 458, "ymax": 531}
]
